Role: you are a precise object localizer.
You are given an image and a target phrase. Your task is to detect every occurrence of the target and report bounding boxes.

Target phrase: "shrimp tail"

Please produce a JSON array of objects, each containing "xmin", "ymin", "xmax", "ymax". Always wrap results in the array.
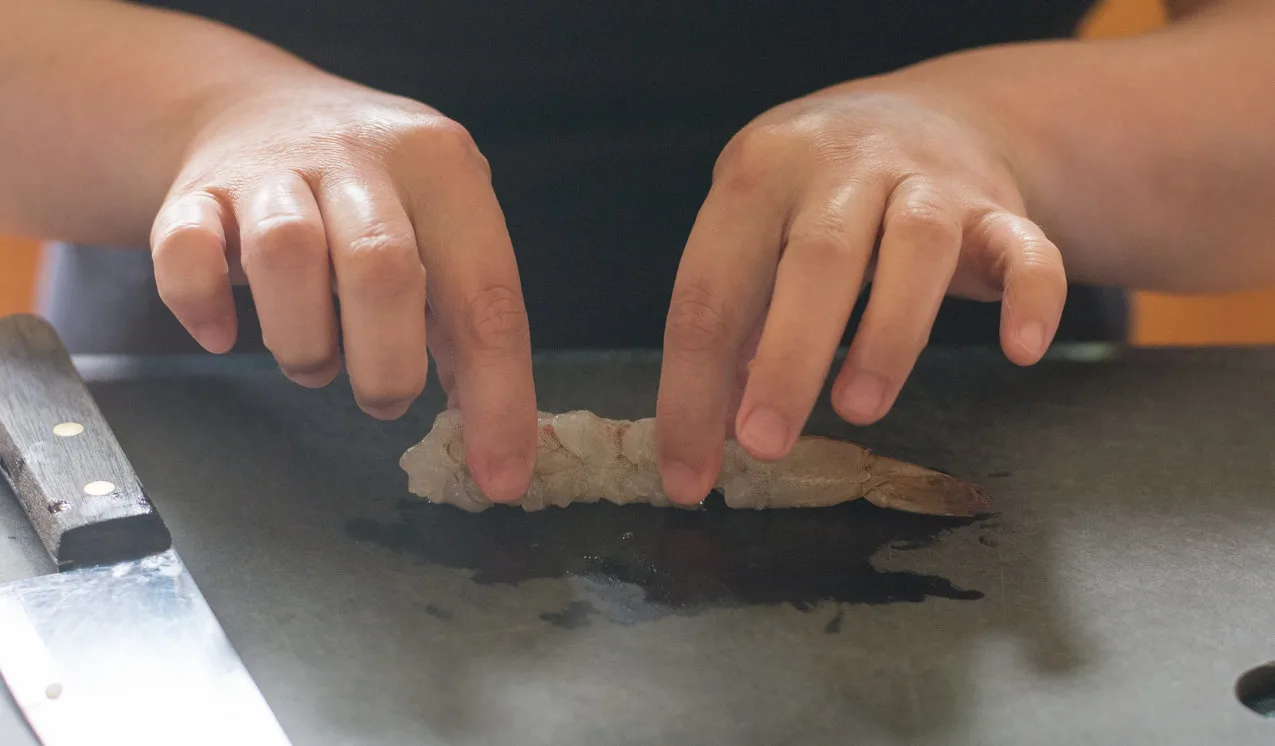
[{"xmin": 859, "ymin": 452, "xmax": 992, "ymax": 517}]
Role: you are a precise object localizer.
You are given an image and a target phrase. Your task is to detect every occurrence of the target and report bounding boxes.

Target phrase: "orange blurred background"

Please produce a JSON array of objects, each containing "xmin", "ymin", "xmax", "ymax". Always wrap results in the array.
[{"xmin": 2, "ymin": 0, "xmax": 1273, "ymax": 344}]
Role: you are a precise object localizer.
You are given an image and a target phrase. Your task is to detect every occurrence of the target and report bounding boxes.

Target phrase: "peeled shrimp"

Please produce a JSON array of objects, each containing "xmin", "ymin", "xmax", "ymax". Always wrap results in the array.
[{"xmin": 400, "ymin": 409, "xmax": 991, "ymax": 517}]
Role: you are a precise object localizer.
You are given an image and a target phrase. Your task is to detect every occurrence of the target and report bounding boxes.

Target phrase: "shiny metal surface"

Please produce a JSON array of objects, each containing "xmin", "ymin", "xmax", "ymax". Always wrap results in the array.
[
  {"xmin": 1, "ymin": 347, "xmax": 1272, "ymax": 745},
  {"xmin": 0, "ymin": 549, "xmax": 291, "ymax": 745}
]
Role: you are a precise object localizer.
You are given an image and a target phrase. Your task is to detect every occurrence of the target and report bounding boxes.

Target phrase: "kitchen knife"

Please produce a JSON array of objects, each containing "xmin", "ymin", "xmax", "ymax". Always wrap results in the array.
[{"xmin": 0, "ymin": 313, "xmax": 292, "ymax": 745}]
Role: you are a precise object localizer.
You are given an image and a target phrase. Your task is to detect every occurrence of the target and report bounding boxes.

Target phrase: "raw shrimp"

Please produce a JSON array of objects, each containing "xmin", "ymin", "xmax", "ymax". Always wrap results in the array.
[{"xmin": 399, "ymin": 409, "xmax": 991, "ymax": 517}]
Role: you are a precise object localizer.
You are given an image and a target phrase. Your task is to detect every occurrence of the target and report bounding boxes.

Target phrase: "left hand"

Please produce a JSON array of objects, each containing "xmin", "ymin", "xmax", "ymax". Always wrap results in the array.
[{"xmin": 655, "ymin": 82, "xmax": 1067, "ymax": 504}]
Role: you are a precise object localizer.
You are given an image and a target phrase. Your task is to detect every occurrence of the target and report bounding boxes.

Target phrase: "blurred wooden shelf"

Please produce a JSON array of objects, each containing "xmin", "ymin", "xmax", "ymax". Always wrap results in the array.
[
  {"xmin": 0, "ymin": 237, "xmax": 39, "ymax": 317},
  {"xmin": 1132, "ymin": 288, "xmax": 1275, "ymax": 346}
]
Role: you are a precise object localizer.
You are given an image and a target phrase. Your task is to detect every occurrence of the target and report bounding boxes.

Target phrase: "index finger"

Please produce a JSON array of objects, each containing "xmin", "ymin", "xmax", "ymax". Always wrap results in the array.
[
  {"xmin": 656, "ymin": 177, "xmax": 785, "ymax": 505},
  {"xmin": 398, "ymin": 123, "xmax": 537, "ymax": 504}
]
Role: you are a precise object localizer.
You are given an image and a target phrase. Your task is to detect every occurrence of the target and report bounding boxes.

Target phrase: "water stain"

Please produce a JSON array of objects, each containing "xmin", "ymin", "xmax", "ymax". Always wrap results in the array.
[
  {"xmin": 540, "ymin": 600, "xmax": 596, "ymax": 629},
  {"xmin": 888, "ymin": 539, "xmax": 935, "ymax": 551},
  {"xmin": 347, "ymin": 495, "xmax": 990, "ymax": 628},
  {"xmin": 423, "ymin": 603, "xmax": 453, "ymax": 621},
  {"xmin": 824, "ymin": 609, "xmax": 845, "ymax": 634}
]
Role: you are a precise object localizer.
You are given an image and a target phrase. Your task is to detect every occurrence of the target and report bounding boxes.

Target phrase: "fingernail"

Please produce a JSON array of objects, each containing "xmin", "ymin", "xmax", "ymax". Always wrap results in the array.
[
  {"xmin": 839, "ymin": 371, "xmax": 886, "ymax": 422},
  {"xmin": 364, "ymin": 401, "xmax": 412, "ymax": 420},
  {"xmin": 738, "ymin": 406, "xmax": 791, "ymax": 460},
  {"xmin": 193, "ymin": 323, "xmax": 233, "ymax": 353},
  {"xmin": 1016, "ymin": 322, "xmax": 1047, "ymax": 358},
  {"xmin": 483, "ymin": 454, "xmax": 531, "ymax": 503},
  {"xmin": 661, "ymin": 460, "xmax": 705, "ymax": 505},
  {"xmin": 281, "ymin": 357, "xmax": 341, "ymax": 389},
  {"xmin": 284, "ymin": 367, "xmax": 338, "ymax": 389}
]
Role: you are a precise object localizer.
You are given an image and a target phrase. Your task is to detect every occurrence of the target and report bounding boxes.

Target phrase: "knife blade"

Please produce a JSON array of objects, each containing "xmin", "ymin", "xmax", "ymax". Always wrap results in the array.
[{"xmin": 0, "ymin": 313, "xmax": 292, "ymax": 745}]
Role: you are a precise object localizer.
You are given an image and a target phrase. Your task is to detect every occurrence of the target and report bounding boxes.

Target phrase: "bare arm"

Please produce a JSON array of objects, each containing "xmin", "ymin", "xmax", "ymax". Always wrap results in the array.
[
  {"xmin": 0, "ymin": 0, "xmax": 331, "ymax": 246},
  {"xmin": 884, "ymin": 0, "xmax": 1275, "ymax": 293}
]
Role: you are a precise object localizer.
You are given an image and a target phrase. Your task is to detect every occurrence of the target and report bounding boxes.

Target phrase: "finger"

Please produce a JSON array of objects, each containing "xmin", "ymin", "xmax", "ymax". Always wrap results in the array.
[
  {"xmin": 831, "ymin": 179, "xmax": 962, "ymax": 425},
  {"xmin": 735, "ymin": 179, "xmax": 889, "ymax": 460},
  {"xmin": 319, "ymin": 174, "xmax": 429, "ymax": 420},
  {"xmin": 425, "ymin": 299, "xmax": 457, "ymax": 400},
  {"xmin": 656, "ymin": 176, "xmax": 786, "ymax": 504},
  {"xmin": 238, "ymin": 171, "xmax": 341, "ymax": 388},
  {"xmin": 977, "ymin": 211, "xmax": 1068, "ymax": 365},
  {"xmin": 724, "ymin": 319, "xmax": 765, "ymax": 440},
  {"xmin": 150, "ymin": 191, "xmax": 237, "ymax": 353},
  {"xmin": 399, "ymin": 123, "xmax": 537, "ymax": 503}
]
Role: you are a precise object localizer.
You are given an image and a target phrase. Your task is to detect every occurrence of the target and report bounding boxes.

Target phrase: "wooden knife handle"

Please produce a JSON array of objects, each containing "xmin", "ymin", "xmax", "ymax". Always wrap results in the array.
[{"xmin": 0, "ymin": 314, "xmax": 171, "ymax": 570}]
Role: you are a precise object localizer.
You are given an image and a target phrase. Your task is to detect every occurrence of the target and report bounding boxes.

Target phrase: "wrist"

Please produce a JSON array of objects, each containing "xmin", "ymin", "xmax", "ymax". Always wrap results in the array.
[
  {"xmin": 164, "ymin": 65, "xmax": 334, "ymax": 174},
  {"xmin": 877, "ymin": 45, "xmax": 1066, "ymax": 206},
  {"xmin": 836, "ymin": 41, "xmax": 1112, "ymax": 277}
]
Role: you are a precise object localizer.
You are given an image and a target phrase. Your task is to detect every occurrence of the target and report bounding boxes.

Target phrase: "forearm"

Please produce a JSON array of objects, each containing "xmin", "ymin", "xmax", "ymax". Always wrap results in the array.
[
  {"xmin": 0, "ymin": 0, "xmax": 329, "ymax": 247},
  {"xmin": 874, "ymin": 0, "xmax": 1275, "ymax": 293}
]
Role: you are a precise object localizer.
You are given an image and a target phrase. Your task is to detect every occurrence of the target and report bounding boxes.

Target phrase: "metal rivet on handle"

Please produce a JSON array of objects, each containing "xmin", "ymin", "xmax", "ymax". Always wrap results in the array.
[
  {"xmin": 52, "ymin": 422, "xmax": 84, "ymax": 438},
  {"xmin": 83, "ymin": 481, "xmax": 115, "ymax": 497}
]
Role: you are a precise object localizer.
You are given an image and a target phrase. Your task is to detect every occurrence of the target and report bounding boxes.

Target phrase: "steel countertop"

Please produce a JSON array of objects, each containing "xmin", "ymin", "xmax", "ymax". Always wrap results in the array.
[{"xmin": 0, "ymin": 344, "xmax": 1272, "ymax": 745}]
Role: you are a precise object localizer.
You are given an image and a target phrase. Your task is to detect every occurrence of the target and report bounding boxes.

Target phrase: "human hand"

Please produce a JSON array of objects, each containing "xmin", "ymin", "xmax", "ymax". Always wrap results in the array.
[
  {"xmin": 149, "ymin": 80, "xmax": 536, "ymax": 501},
  {"xmin": 655, "ymin": 84, "xmax": 1067, "ymax": 504}
]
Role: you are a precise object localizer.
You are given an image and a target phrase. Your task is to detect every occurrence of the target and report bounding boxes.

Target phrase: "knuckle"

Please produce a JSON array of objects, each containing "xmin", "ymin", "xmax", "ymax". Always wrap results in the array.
[
  {"xmin": 344, "ymin": 230, "xmax": 412, "ymax": 261},
  {"xmin": 786, "ymin": 211, "xmax": 856, "ymax": 265},
  {"xmin": 666, "ymin": 284, "xmax": 731, "ymax": 354},
  {"xmin": 1015, "ymin": 248, "xmax": 1067, "ymax": 290},
  {"xmin": 242, "ymin": 215, "xmax": 327, "ymax": 270},
  {"xmin": 888, "ymin": 191, "xmax": 962, "ymax": 252},
  {"xmin": 1014, "ymin": 232, "xmax": 1061, "ymax": 265},
  {"xmin": 713, "ymin": 125, "xmax": 795, "ymax": 191},
  {"xmin": 978, "ymin": 211, "xmax": 1064, "ymax": 281},
  {"xmin": 152, "ymin": 220, "xmax": 220, "ymax": 253},
  {"xmin": 463, "ymin": 284, "xmax": 529, "ymax": 352},
  {"xmin": 339, "ymin": 231, "xmax": 424, "ymax": 298},
  {"xmin": 792, "ymin": 233, "xmax": 856, "ymax": 268},
  {"xmin": 405, "ymin": 118, "xmax": 490, "ymax": 176},
  {"xmin": 891, "ymin": 191, "xmax": 958, "ymax": 233},
  {"xmin": 750, "ymin": 348, "xmax": 818, "ymax": 380},
  {"xmin": 894, "ymin": 197, "xmax": 948, "ymax": 229},
  {"xmin": 975, "ymin": 209, "xmax": 1028, "ymax": 246},
  {"xmin": 430, "ymin": 118, "xmax": 479, "ymax": 151}
]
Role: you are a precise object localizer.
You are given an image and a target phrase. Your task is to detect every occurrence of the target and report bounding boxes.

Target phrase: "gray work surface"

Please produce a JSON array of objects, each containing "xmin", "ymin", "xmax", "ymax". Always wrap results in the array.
[{"xmin": 0, "ymin": 345, "xmax": 1272, "ymax": 745}]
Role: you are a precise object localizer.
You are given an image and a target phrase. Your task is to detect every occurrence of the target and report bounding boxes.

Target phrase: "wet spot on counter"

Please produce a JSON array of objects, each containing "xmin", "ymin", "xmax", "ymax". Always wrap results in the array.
[
  {"xmin": 889, "ymin": 539, "xmax": 936, "ymax": 551},
  {"xmin": 824, "ymin": 609, "xmax": 844, "ymax": 634},
  {"xmin": 347, "ymin": 495, "xmax": 987, "ymax": 629},
  {"xmin": 540, "ymin": 601, "xmax": 597, "ymax": 629},
  {"xmin": 424, "ymin": 603, "xmax": 453, "ymax": 621}
]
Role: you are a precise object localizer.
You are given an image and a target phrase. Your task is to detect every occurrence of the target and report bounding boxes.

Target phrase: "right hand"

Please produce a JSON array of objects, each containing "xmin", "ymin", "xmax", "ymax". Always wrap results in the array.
[{"xmin": 149, "ymin": 78, "xmax": 536, "ymax": 501}]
